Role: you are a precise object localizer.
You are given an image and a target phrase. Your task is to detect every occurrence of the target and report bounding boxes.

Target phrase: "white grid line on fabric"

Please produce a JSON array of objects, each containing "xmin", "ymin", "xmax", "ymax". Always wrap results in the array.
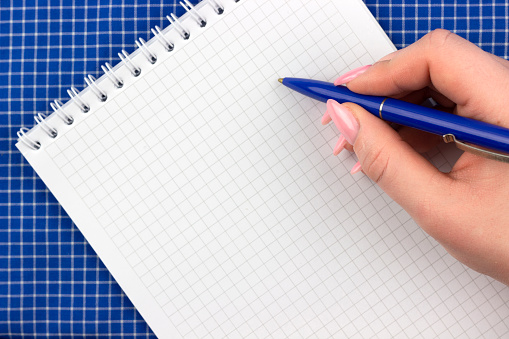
[
  {"xmin": 2, "ymin": 0, "xmax": 509, "ymax": 337},
  {"xmin": 1, "ymin": 1, "xmax": 186, "ymax": 337}
]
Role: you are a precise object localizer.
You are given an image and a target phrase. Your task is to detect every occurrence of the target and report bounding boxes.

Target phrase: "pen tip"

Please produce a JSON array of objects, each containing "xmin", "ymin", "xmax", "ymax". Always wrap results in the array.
[{"xmin": 278, "ymin": 78, "xmax": 283, "ymax": 83}]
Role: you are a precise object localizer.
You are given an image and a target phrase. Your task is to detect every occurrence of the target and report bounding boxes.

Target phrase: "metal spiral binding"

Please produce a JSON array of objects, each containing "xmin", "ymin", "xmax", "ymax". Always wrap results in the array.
[
  {"xmin": 101, "ymin": 62, "xmax": 124, "ymax": 88},
  {"xmin": 84, "ymin": 75, "xmax": 108, "ymax": 102},
  {"xmin": 50, "ymin": 100, "xmax": 74, "ymax": 125},
  {"xmin": 181, "ymin": 0, "xmax": 207, "ymax": 27},
  {"xmin": 208, "ymin": 0, "xmax": 224, "ymax": 15},
  {"xmin": 18, "ymin": 0, "xmax": 233, "ymax": 151},
  {"xmin": 167, "ymin": 14, "xmax": 190, "ymax": 40},
  {"xmin": 135, "ymin": 38, "xmax": 157, "ymax": 64},
  {"xmin": 118, "ymin": 50, "xmax": 141, "ymax": 77},
  {"xmin": 17, "ymin": 128, "xmax": 41, "ymax": 150},
  {"xmin": 34, "ymin": 113, "xmax": 58, "ymax": 138},
  {"xmin": 151, "ymin": 25, "xmax": 174, "ymax": 52},
  {"xmin": 67, "ymin": 87, "xmax": 90, "ymax": 113}
]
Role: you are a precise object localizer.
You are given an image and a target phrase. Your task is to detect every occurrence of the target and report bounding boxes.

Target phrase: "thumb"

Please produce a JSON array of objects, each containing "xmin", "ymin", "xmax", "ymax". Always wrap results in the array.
[{"xmin": 324, "ymin": 99, "xmax": 450, "ymax": 218}]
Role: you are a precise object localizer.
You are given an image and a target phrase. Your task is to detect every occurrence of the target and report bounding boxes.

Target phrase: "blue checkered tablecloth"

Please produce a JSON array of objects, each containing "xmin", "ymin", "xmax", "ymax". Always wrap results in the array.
[{"xmin": 1, "ymin": 0, "xmax": 508, "ymax": 337}]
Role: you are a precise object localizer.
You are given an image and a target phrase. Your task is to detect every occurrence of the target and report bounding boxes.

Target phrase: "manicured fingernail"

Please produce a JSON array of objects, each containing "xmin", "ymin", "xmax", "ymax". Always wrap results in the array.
[
  {"xmin": 333, "ymin": 135, "xmax": 347, "ymax": 155},
  {"xmin": 321, "ymin": 111, "xmax": 331, "ymax": 125},
  {"xmin": 350, "ymin": 161, "xmax": 362, "ymax": 174},
  {"xmin": 326, "ymin": 99, "xmax": 359, "ymax": 144},
  {"xmin": 333, "ymin": 65, "xmax": 371, "ymax": 86}
]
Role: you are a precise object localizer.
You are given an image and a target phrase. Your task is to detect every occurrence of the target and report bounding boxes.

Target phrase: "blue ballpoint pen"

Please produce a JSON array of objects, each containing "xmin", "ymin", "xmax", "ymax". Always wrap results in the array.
[{"xmin": 279, "ymin": 77, "xmax": 509, "ymax": 163}]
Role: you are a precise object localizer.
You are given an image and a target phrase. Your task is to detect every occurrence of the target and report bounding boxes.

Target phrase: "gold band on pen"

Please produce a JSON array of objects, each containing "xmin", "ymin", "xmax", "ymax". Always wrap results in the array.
[{"xmin": 379, "ymin": 97, "xmax": 388, "ymax": 120}]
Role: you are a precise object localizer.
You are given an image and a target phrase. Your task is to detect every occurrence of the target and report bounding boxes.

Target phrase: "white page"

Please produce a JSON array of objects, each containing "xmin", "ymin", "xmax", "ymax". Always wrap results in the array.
[{"xmin": 17, "ymin": 0, "xmax": 509, "ymax": 337}]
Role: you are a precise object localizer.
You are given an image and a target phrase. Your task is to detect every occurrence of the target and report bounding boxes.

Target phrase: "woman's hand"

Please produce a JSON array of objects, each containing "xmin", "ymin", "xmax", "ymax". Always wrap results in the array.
[{"xmin": 323, "ymin": 29, "xmax": 509, "ymax": 285}]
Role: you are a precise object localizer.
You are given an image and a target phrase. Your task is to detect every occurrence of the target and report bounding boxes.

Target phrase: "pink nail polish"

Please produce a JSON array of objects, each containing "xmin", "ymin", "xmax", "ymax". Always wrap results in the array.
[
  {"xmin": 350, "ymin": 161, "xmax": 362, "ymax": 174},
  {"xmin": 326, "ymin": 100, "xmax": 359, "ymax": 144},
  {"xmin": 321, "ymin": 111, "xmax": 331, "ymax": 125},
  {"xmin": 333, "ymin": 65, "xmax": 371, "ymax": 86},
  {"xmin": 333, "ymin": 135, "xmax": 347, "ymax": 155}
]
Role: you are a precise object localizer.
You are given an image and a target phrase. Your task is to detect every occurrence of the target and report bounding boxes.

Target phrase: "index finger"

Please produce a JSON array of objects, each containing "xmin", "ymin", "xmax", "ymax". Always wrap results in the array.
[{"xmin": 347, "ymin": 29, "xmax": 509, "ymax": 126}]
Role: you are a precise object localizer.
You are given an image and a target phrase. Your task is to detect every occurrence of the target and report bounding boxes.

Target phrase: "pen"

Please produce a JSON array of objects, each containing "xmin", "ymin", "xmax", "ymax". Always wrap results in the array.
[{"xmin": 279, "ymin": 77, "xmax": 509, "ymax": 163}]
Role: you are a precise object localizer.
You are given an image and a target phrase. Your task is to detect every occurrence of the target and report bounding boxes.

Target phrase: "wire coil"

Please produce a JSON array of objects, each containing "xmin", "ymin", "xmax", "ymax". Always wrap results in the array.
[
  {"xmin": 17, "ymin": 128, "xmax": 41, "ymax": 150},
  {"xmin": 208, "ymin": 0, "xmax": 224, "ymax": 15},
  {"xmin": 136, "ymin": 38, "xmax": 157, "ymax": 64},
  {"xmin": 50, "ymin": 100, "xmax": 74, "ymax": 125},
  {"xmin": 151, "ymin": 25, "xmax": 174, "ymax": 52},
  {"xmin": 118, "ymin": 50, "xmax": 142, "ymax": 77},
  {"xmin": 34, "ymin": 113, "xmax": 58, "ymax": 138},
  {"xmin": 167, "ymin": 14, "xmax": 190, "ymax": 40},
  {"xmin": 101, "ymin": 62, "xmax": 124, "ymax": 88},
  {"xmin": 181, "ymin": 0, "xmax": 207, "ymax": 27},
  {"xmin": 17, "ymin": 0, "xmax": 229, "ymax": 151},
  {"xmin": 67, "ymin": 87, "xmax": 90, "ymax": 113},
  {"xmin": 84, "ymin": 75, "xmax": 108, "ymax": 102}
]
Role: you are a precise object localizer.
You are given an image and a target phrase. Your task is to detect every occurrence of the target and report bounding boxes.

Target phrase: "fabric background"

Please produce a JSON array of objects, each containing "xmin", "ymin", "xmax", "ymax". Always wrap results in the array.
[{"xmin": 1, "ymin": 0, "xmax": 508, "ymax": 337}]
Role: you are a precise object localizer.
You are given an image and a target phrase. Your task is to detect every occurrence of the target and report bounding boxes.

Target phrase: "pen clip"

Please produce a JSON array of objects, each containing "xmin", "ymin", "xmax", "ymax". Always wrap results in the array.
[{"xmin": 443, "ymin": 134, "xmax": 509, "ymax": 163}]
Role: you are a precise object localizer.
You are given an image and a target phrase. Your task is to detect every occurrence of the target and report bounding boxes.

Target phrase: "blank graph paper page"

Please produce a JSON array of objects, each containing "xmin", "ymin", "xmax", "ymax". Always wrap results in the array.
[{"xmin": 17, "ymin": 0, "xmax": 509, "ymax": 338}]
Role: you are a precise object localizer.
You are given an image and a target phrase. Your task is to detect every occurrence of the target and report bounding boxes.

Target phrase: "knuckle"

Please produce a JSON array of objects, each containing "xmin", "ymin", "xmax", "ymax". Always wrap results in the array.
[
  {"xmin": 357, "ymin": 139, "xmax": 392, "ymax": 185},
  {"xmin": 426, "ymin": 29, "xmax": 456, "ymax": 49},
  {"xmin": 388, "ymin": 70, "xmax": 407, "ymax": 94}
]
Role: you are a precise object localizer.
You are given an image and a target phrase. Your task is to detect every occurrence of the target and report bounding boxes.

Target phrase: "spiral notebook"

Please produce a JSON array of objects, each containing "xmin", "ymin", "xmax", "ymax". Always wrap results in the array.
[{"xmin": 16, "ymin": 0, "xmax": 502, "ymax": 338}]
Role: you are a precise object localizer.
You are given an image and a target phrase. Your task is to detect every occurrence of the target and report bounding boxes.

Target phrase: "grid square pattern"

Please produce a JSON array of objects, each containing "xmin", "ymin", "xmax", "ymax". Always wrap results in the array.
[{"xmin": 2, "ymin": 0, "xmax": 509, "ymax": 338}]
